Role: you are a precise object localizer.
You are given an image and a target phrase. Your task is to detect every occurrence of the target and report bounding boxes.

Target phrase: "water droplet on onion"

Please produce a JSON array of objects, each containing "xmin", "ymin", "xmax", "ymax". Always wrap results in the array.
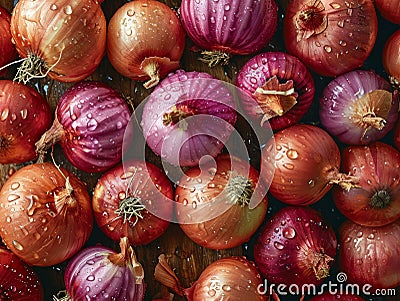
[
  {"xmin": 274, "ymin": 241, "xmax": 284, "ymax": 250},
  {"xmin": 12, "ymin": 240, "xmax": 24, "ymax": 251},
  {"xmin": 283, "ymin": 226, "xmax": 296, "ymax": 239}
]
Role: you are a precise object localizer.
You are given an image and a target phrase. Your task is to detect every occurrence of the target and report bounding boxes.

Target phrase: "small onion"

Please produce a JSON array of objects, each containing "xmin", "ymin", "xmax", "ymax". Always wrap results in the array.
[
  {"xmin": 0, "ymin": 6, "xmax": 16, "ymax": 76},
  {"xmin": 375, "ymin": 0, "xmax": 400, "ymax": 24},
  {"xmin": 383, "ymin": 29, "xmax": 400, "ymax": 87},
  {"xmin": 107, "ymin": 0, "xmax": 185, "ymax": 89},
  {"xmin": 236, "ymin": 52, "xmax": 315, "ymax": 131},
  {"xmin": 0, "ymin": 162, "xmax": 93, "ymax": 266},
  {"xmin": 254, "ymin": 206, "xmax": 337, "ymax": 287},
  {"xmin": 140, "ymin": 70, "xmax": 237, "ymax": 167},
  {"xmin": 36, "ymin": 81, "xmax": 131, "ymax": 173},
  {"xmin": 179, "ymin": 0, "xmax": 278, "ymax": 66},
  {"xmin": 319, "ymin": 70, "xmax": 399, "ymax": 145},
  {"xmin": 63, "ymin": 237, "xmax": 145, "ymax": 301},
  {"xmin": 0, "ymin": 80, "xmax": 52, "ymax": 164}
]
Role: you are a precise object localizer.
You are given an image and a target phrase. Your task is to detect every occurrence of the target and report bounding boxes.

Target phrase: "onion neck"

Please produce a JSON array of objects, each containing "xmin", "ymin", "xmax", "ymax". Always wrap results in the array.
[
  {"xmin": 370, "ymin": 189, "xmax": 391, "ymax": 209},
  {"xmin": 295, "ymin": 0, "xmax": 327, "ymax": 41},
  {"xmin": 35, "ymin": 116, "xmax": 64, "ymax": 159},
  {"xmin": 326, "ymin": 168, "xmax": 360, "ymax": 191},
  {"xmin": 162, "ymin": 104, "xmax": 195, "ymax": 130},
  {"xmin": 114, "ymin": 196, "xmax": 145, "ymax": 225},
  {"xmin": 143, "ymin": 62, "xmax": 160, "ymax": 89},
  {"xmin": 226, "ymin": 174, "xmax": 254, "ymax": 207},
  {"xmin": 154, "ymin": 254, "xmax": 186, "ymax": 296},
  {"xmin": 52, "ymin": 177, "xmax": 77, "ymax": 213}
]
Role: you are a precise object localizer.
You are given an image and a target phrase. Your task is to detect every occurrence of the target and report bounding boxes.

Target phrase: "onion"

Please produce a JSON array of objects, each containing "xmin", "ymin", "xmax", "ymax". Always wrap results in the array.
[
  {"xmin": 62, "ymin": 237, "xmax": 145, "ymax": 301},
  {"xmin": 0, "ymin": 80, "xmax": 52, "ymax": 164},
  {"xmin": 309, "ymin": 292, "xmax": 365, "ymax": 300},
  {"xmin": 236, "ymin": 52, "xmax": 315, "ymax": 131},
  {"xmin": 395, "ymin": 121, "xmax": 400, "ymax": 150},
  {"xmin": 260, "ymin": 124, "xmax": 359, "ymax": 206},
  {"xmin": 155, "ymin": 254, "xmax": 266, "ymax": 301},
  {"xmin": 319, "ymin": 70, "xmax": 399, "ymax": 145},
  {"xmin": 179, "ymin": 0, "xmax": 278, "ymax": 67},
  {"xmin": 0, "ymin": 5, "xmax": 16, "ymax": 76},
  {"xmin": 0, "ymin": 162, "xmax": 93, "ymax": 266},
  {"xmin": 92, "ymin": 160, "xmax": 174, "ymax": 246},
  {"xmin": 284, "ymin": 0, "xmax": 378, "ymax": 77},
  {"xmin": 339, "ymin": 220, "xmax": 400, "ymax": 289},
  {"xmin": 0, "ymin": 247, "xmax": 44, "ymax": 300},
  {"xmin": 375, "ymin": 0, "xmax": 400, "ymax": 24},
  {"xmin": 383, "ymin": 29, "xmax": 400, "ymax": 87},
  {"xmin": 10, "ymin": 0, "xmax": 106, "ymax": 83},
  {"xmin": 107, "ymin": 0, "xmax": 185, "ymax": 89},
  {"xmin": 140, "ymin": 70, "xmax": 237, "ymax": 167},
  {"xmin": 254, "ymin": 206, "xmax": 337, "ymax": 287},
  {"xmin": 36, "ymin": 81, "xmax": 131, "ymax": 173}
]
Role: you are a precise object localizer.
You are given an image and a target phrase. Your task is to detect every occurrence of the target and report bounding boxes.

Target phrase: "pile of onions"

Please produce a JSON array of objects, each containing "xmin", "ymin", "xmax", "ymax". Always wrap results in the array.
[
  {"xmin": 334, "ymin": 142, "xmax": 400, "ymax": 227},
  {"xmin": 254, "ymin": 206, "xmax": 337, "ymax": 287},
  {"xmin": 0, "ymin": 162, "xmax": 93, "ymax": 266},
  {"xmin": 0, "ymin": 247, "xmax": 44, "ymax": 300},
  {"xmin": 339, "ymin": 220, "xmax": 400, "ymax": 289},
  {"xmin": 383, "ymin": 30, "xmax": 400, "ymax": 87},
  {"xmin": 0, "ymin": 6, "xmax": 16, "ymax": 76},
  {"xmin": 0, "ymin": 80, "xmax": 52, "ymax": 164},
  {"xmin": 175, "ymin": 154, "xmax": 268, "ymax": 250},
  {"xmin": 140, "ymin": 70, "xmax": 237, "ymax": 167},
  {"xmin": 35, "ymin": 81, "xmax": 131, "ymax": 173},
  {"xmin": 375, "ymin": 0, "xmax": 400, "ymax": 24},
  {"xmin": 236, "ymin": 52, "xmax": 315, "ymax": 131},
  {"xmin": 260, "ymin": 124, "xmax": 359, "ymax": 206},
  {"xmin": 10, "ymin": 0, "xmax": 106, "ymax": 83},
  {"xmin": 62, "ymin": 237, "xmax": 145, "ymax": 301},
  {"xmin": 107, "ymin": 0, "xmax": 185, "ymax": 89},
  {"xmin": 319, "ymin": 70, "xmax": 399, "ymax": 145},
  {"xmin": 179, "ymin": 0, "xmax": 278, "ymax": 66},
  {"xmin": 155, "ymin": 254, "xmax": 266, "ymax": 301},
  {"xmin": 92, "ymin": 160, "xmax": 174, "ymax": 246},
  {"xmin": 284, "ymin": 0, "xmax": 378, "ymax": 77}
]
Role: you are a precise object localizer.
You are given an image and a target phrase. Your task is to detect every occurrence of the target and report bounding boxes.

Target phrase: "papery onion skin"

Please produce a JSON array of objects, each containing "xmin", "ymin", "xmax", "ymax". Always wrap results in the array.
[
  {"xmin": 0, "ymin": 248, "xmax": 44, "ymax": 300},
  {"xmin": 175, "ymin": 154, "xmax": 268, "ymax": 250},
  {"xmin": 92, "ymin": 160, "xmax": 174, "ymax": 246},
  {"xmin": 383, "ymin": 30, "xmax": 400, "ymax": 87},
  {"xmin": 319, "ymin": 70, "xmax": 399, "ymax": 145},
  {"xmin": 339, "ymin": 220, "xmax": 400, "ymax": 289},
  {"xmin": 375, "ymin": 0, "xmax": 400, "ymax": 24},
  {"xmin": 0, "ymin": 80, "xmax": 52, "ymax": 164},
  {"xmin": 36, "ymin": 81, "xmax": 132, "ymax": 173},
  {"xmin": 0, "ymin": 162, "xmax": 93, "ymax": 266},
  {"xmin": 10, "ymin": 0, "xmax": 106, "ymax": 83},
  {"xmin": 284, "ymin": 0, "xmax": 378, "ymax": 77},
  {"xmin": 254, "ymin": 206, "xmax": 337, "ymax": 287},
  {"xmin": 179, "ymin": 0, "xmax": 278, "ymax": 57},
  {"xmin": 0, "ymin": 6, "xmax": 16, "ymax": 76},
  {"xmin": 140, "ymin": 70, "xmax": 237, "ymax": 167},
  {"xmin": 334, "ymin": 142, "xmax": 400, "ymax": 227},
  {"xmin": 107, "ymin": 0, "xmax": 185, "ymax": 89},
  {"xmin": 236, "ymin": 52, "xmax": 315, "ymax": 131},
  {"xmin": 309, "ymin": 292, "xmax": 365, "ymax": 300}
]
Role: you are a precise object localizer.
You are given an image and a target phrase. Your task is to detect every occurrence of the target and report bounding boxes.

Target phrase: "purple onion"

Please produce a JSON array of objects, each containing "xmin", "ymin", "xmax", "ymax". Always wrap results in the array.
[
  {"xmin": 140, "ymin": 69, "xmax": 237, "ymax": 166},
  {"xmin": 36, "ymin": 81, "xmax": 132, "ymax": 173},
  {"xmin": 179, "ymin": 0, "xmax": 278, "ymax": 66},
  {"xmin": 64, "ymin": 237, "xmax": 145, "ymax": 301},
  {"xmin": 319, "ymin": 70, "xmax": 399, "ymax": 145},
  {"xmin": 236, "ymin": 52, "xmax": 315, "ymax": 131}
]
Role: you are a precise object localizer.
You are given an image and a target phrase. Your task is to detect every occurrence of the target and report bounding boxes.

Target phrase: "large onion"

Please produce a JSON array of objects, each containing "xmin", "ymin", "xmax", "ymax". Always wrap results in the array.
[{"xmin": 0, "ymin": 5, "xmax": 16, "ymax": 76}]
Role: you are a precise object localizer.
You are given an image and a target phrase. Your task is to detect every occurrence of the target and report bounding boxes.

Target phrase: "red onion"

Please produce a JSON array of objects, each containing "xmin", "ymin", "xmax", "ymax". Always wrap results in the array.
[
  {"xmin": 0, "ymin": 80, "xmax": 52, "ymax": 164},
  {"xmin": 63, "ymin": 237, "xmax": 145, "ymax": 301},
  {"xmin": 375, "ymin": 0, "xmax": 400, "ymax": 24},
  {"xmin": 36, "ymin": 81, "xmax": 132, "ymax": 173},
  {"xmin": 0, "ymin": 6, "xmax": 16, "ymax": 76},
  {"xmin": 236, "ymin": 52, "xmax": 315, "ymax": 131},
  {"xmin": 383, "ymin": 29, "xmax": 400, "ymax": 87},
  {"xmin": 140, "ymin": 70, "xmax": 237, "ymax": 167},
  {"xmin": 395, "ymin": 121, "xmax": 400, "ymax": 150},
  {"xmin": 179, "ymin": 0, "xmax": 278, "ymax": 66},
  {"xmin": 254, "ymin": 206, "xmax": 337, "ymax": 287},
  {"xmin": 319, "ymin": 70, "xmax": 399, "ymax": 145}
]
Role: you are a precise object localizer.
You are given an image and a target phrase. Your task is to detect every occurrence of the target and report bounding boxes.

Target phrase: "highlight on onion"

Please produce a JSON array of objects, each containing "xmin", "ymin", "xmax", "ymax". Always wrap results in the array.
[
  {"xmin": 0, "ymin": 5, "xmax": 16, "ymax": 76},
  {"xmin": 179, "ymin": 0, "xmax": 278, "ymax": 67},
  {"xmin": 0, "ymin": 162, "xmax": 93, "ymax": 266},
  {"xmin": 0, "ymin": 80, "xmax": 52, "ymax": 164},
  {"xmin": 10, "ymin": 0, "xmax": 106, "ymax": 83},
  {"xmin": 236, "ymin": 52, "xmax": 315, "ymax": 131},
  {"xmin": 107, "ymin": 0, "xmax": 186, "ymax": 89},
  {"xmin": 383, "ymin": 29, "xmax": 400, "ymax": 87},
  {"xmin": 319, "ymin": 70, "xmax": 399, "ymax": 145}
]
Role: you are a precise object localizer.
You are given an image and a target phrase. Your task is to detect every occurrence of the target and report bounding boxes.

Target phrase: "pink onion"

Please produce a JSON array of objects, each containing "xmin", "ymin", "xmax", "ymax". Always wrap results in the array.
[
  {"xmin": 179, "ymin": 0, "xmax": 278, "ymax": 66},
  {"xmin": 36, "ymin": 81, "xmax": 132, "ymax": 173},
  {"xmin": 236, "ymin": 52, "xmax": 315, "ymax": 131},
  {"xmin": 319, "ymin": 70, "xmax": 399, "ymax": 145}
]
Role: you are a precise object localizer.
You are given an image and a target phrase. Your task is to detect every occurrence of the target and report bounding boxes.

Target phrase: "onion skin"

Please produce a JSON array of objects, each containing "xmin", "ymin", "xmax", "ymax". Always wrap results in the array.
[
  {"xmin": 375, "ymin": 0, "xmax": 400, "ymax": 24},
  {"xmin": 0, "ymin": 247, "xmax": 44, "ymax": 300},
  {"xmin": 10, "ymin": 0, "xmax": 106, "ymax": 83},
  {"xmin": 0, "ymin": 6, "xmax": 16, "ymax": 76},
  {"xmin": 92, "ymin": 160, "xmax": 174, "ymax": 246},
  {"xmin": 284, "ymin": 0, "xmax": 378, "ymax": 77},
  {"xmin": 383, "ymin": 30, "xmax": 400, "ymax": 87},
  {"xmin": 0, "ymin": 162, "xmax": 93, "ymax": 266},
  {"xmin": 309, "ymin": 292, "xmax": 365, "ymax": 300},
  {"xmin": 339, "ymin": 220, "xmax": 400, "ymax": 289},
  {"xmin": 0, "ymin": 80, "xmax": 52, "ymax": 164},
  {"xmin": 254, "ymin": 206, "xmax": 337, "ymax": 287},
  {"xmin": 319, "ymin": 70, "xmax": 399, "ymax": 145},
  {"xmin": 107, "ymin": 0, "xmax": 185, "ymax": 89},
  {"xmin": 236, "ymin": 52, "xmax": 315, "ymax": 131},
  {"xmin": 334, "ymin": 142, "xmax": 400, "ymax": 227}
]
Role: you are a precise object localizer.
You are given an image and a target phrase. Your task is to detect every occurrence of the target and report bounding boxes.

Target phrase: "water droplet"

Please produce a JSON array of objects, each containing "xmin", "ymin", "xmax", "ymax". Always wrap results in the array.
[
  {"xmin": 210, "ymin": 16, "xmax": 216, "ymax": 23},
  {"xmin": 337, "ymin": 20, "xmax": 345, "ymax": 28},
  {"xmin": 283, "ymin": 163, "xmax": 294, "ymax": 170},
  {"xmin": 34, "ymin": 233, "xmax": 41, "ymax": 240},
  {"xmin": 324, "ymin": 45, "xmax": 332, "ymax": 53},
  {"xmin": 118, "ymin": 191, "xmax": 126, "ymax": 200},
  {"xmin": 20, "ymin": 109, "xmax": 28, "ymax": 120},
  {"xmin": 11, "ymin": 182, "xmax": 20, "ymax": 190},
  {"xmin": 356, "ymin": 231, "xmax": 363, "ymax": 238},
  {"xmin": 367, "ymin": 233, "xmax": 375, "ymax": 239},
  {"xmin": 86, "ymin": 260, "xmax": 95, "ymax": 265},
  {"xmin": 283, "ymin": 226, "xmax": 296, "ymax": 239},
  {"xmin": 7, "ymin": 194, "xmax": 20, "ymax": 202},
  {"xmin": 224, "ymin": 4, "xmax": 230, "ymax": 10},
  {"xmin": 1, "ymin": 108, "xmax": 9, "ymax": 121},
  {"xmin": 71, "ymin": 114, "xmax": 77, "ymax": 121},
  {"xmin": 208, "ymin": 289, "xmax": 216, "ymax": 296},
  {"xmin": 274, "ymin": 241, "xmax": 284, "ymax": 250},
  {"xmin": 127, "ymin": 9, "xmax": 135, "ymax": 16},
  {"xmin": 330, "ymin": 2, "xmax": 341, "ymax": 9},
  {"xmin": 50, "ymin": 3, "xmax": 57, "ymax": 10},
  {"xmin": 20, "ymin": 226, "xmax": 29, "ymax": 236},
  {"xmin": 6, "ymin": 216, "xmax": 11, "ymax": 223},
  {"xmin": 183, "ymin": 199, "xmax": 188, "ymax": 206},
  {"xmin": 63, "ymin": 5, "xmax": 72, "ymax": 15},
  {"xmin": 286, "ymin": 149, "xmax": 298, "ymax": 159},
  {"xmin": 192, "ymin": 201, "xmax": 197, "ymax": 209},
  {"xmin": 86, "ymin": 275, "xmax": 95, "ymax": 281},
  {"xmin": 87, "ymin": 119, "xmax": 98, "ymax": 131},
  {"xmin": 308, "ymin": 179, "xmax": 315, "ymax": 187},
  {"xmin": 222, "ymin": 284, "xmax": 231, "ymax": 291},
  {"xmin": 12, "ymin": 240, "xmax": 24, "ymax": 251}
]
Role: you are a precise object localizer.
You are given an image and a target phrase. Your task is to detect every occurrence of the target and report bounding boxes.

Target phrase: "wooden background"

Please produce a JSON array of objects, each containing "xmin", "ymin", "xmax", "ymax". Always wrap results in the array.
[{"xmin": 0, "ymin": 0, "xmax": 399, "ymax": 300}]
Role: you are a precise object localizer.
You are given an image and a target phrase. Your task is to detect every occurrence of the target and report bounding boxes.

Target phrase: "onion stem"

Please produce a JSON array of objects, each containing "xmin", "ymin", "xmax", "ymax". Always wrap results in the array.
[
  {"xmin": 199, "ymin": 50, "xmax": 230, "ymax": 67},
  {"xmin": 52, "ymin": 290, "xmax": 70, "ymax": 301},
  {"xmin": 162, "ymin": 104, "xmax": 194, "ymax": 130},
  {"xmin": 143, "ymin": 62, "xmax": 160, "ymax": 89},
  {"xmin": 226, "ymin": 174, "xmax": 254, "ymax": 207}
]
